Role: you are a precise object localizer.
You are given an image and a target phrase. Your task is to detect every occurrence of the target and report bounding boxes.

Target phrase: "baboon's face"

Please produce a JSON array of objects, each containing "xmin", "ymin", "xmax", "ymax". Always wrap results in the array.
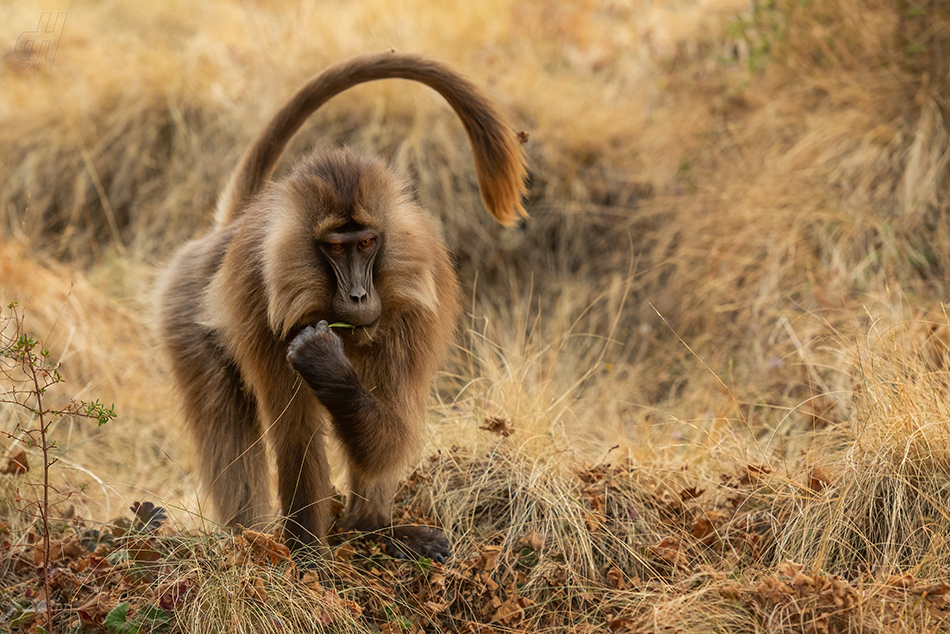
[{"xmin": 319, "ymin": 225, "xmax": 382, "ymax": 327}]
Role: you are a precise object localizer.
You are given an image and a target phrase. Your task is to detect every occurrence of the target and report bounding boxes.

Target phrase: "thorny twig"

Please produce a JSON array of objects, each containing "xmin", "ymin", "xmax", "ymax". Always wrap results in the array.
[{"xmin": 0, "ymin": 303, "xmax": 115, "ymax": 632}]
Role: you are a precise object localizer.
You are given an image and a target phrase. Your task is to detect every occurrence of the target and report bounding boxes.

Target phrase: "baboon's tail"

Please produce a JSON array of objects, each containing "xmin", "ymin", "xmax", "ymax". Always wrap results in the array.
[{"xmin": 215, "ymin": 52, "xmax": 528, "ymax": 227}]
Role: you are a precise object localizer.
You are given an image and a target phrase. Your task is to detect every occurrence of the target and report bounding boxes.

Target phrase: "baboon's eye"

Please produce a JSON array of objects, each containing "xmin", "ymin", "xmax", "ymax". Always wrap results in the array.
[
  {"xmin": 359, "ymin": 238, "xmax": 376, "ymax": 250},
  {"xmin": 327, "ymin": 242, "xmax": 345, "ymax": 254}
]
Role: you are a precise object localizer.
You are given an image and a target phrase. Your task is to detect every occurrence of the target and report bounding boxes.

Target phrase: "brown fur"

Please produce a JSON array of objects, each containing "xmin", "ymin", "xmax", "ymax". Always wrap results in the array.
[{"xmin": 155, "ymin": 53, "xmax": 528, "ymax": 556}]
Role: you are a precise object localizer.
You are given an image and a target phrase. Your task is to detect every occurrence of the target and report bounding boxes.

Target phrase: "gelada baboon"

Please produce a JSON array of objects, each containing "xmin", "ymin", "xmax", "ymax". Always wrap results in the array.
[{"xmin": 155, "ymin": 52, "xmax": 528, "ymax": 561}]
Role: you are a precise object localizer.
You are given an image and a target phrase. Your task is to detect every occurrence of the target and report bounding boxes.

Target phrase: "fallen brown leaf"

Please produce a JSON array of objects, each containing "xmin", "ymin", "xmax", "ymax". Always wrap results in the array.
[
  {"xmin": 244, "ymin": 577, "xmax": 268, "ymax": 603},
  {"xmin": 607, "ymin": 615, "xmax": 638, "ymax": 633},
  {"xmin": 516, "ymin": 531, "xmax": 543, "ymax": 551},
  {"xmin": 240, "ymin": 529, "xmax": 292, "ymax": 564},
  {"xmin": 776, "ymin": 560, "xmax": 804, "ymax": 577},
  {"xmin": 649, "ymin": 537, "xmax": 685, "ymax": 567},
  {"xmin": 808, "ymin": 467, "xmax": 833, "ymax": 492},
  {"xmin": 691, "ymin": 516, "xmax": 719, "ymax": 544},
  {"xmin": 480, "ymin": 416, "xmax": 514, "ymax": 437},
  {"xmin": 479, "ymin": 545, "xmax": 502, "ymax": 572},
  {"xmin": 885, "ymin": 573, "xmax": 915, "ymax": 589},
  {"xmin": 680, "ymin": 486, "xmax": 705, "ymax": 500},
  {"xmin": 492, "ymin": 593, "xmax": 535, "ymax": 626},
  {"xmin": 301, "ymin": 570, "xmax": 323, "ymax": 594},
  {"xmin": 916, "ymin": 582, "xmax": 950, "ymax": 598},
  {"xmin": 739, "ymin": 464, "xmax": 772, "ymax": 486},
  {"xmin": 605, "ymin": 566, "xmax": 626, "ymax": 590},
  {"xmin": 1, "ymin": 450, "xmax": 28, "ymax": 475}
]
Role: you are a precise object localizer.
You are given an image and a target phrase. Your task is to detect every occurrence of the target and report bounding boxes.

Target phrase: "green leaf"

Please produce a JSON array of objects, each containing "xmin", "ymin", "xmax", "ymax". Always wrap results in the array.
[
  {"xmin": 104, "ymin": 603, "xmax": 133, "ymax": 633},
  {"xmin": 382, "ymin": 604, "xmax": 412, "ymax": 629},
  {"xmin": 106, "ymin": 548, "xmax": 131, "ymax": 565},
  {"xmin": 414, "ymin": 557, "xmax": 433, "ymax": 572},
  {"xmin": 10, "ymin": 606, "xmax": 44, "ymax": 628},
  {"xmin": 328, "ymin": 322, "xmax": 355, "ymax": 329},
  {"xmin": 138, "ymin": 605, "xmax": 172, "ymax": 627}
]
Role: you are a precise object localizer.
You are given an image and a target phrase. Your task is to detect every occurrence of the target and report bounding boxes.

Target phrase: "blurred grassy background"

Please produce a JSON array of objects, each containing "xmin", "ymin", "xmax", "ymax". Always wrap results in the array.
[{"xmin": 2, "ymin": 0, "xmax": 950, "ymax": 619}]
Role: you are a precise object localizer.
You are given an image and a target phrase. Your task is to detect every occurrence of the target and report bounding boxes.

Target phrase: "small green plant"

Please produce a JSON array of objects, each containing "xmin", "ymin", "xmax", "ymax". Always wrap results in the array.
[
  {"xmin": 725, "ymin": 0, "xmax": 786, "ymax": 72},
  {"xmin": 102, "ymin": 602, "xmax": 172, "ymax": 634},
  {"xmin": 0, "ymin": 302, "xmax": 116, "ymax": 633}
]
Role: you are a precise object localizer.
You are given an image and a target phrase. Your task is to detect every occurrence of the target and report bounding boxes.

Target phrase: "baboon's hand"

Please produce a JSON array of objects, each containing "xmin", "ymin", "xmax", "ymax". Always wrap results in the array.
[{"xmin": 287, "ymin": 321, "xmax": 357, "ymax": 392}]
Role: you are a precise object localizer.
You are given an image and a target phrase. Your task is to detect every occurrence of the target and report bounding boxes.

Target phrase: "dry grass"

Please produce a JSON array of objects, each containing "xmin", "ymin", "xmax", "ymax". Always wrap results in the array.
[{"xmin": 2, "ymin": 0, "xmax": 950, "ymax": 631}]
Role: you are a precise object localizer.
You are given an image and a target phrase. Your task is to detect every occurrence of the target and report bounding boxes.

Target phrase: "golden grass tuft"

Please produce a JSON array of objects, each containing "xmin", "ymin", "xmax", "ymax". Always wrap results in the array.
[
  {"xmin": 160, "ymin": 534, "xmax": 367, "ymax": 634},
  {"xmin": 777, "ymin": 315, "xmax": 950, "ymax": 578}
]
